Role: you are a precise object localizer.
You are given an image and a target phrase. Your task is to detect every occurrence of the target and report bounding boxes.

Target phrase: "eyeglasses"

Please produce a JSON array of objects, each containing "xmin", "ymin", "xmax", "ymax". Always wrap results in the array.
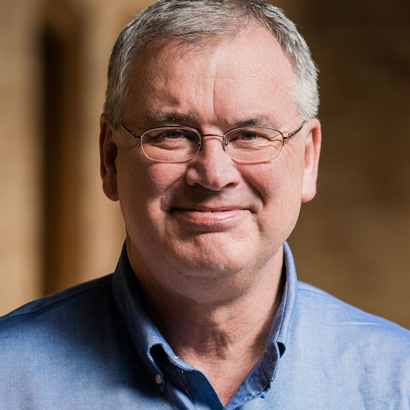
[{"xmin": 120, "ymin": 122, "xmax": 305, "ymax": 163}]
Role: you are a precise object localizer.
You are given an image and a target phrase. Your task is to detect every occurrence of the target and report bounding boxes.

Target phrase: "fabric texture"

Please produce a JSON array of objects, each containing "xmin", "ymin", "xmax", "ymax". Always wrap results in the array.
[{"xmin": 1, "ymin": 243, "xmax": 409, "ymax": 409}]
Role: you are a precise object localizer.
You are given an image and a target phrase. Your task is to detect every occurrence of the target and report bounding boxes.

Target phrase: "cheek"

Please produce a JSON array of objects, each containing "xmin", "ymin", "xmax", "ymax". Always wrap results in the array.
[
  {"xmin": 116, "ymin": 153, "xmax": 186, "ymax": 219},
  {"xmin": 249, "ymin": 159, "xmax": 304, "ymax": 231}
]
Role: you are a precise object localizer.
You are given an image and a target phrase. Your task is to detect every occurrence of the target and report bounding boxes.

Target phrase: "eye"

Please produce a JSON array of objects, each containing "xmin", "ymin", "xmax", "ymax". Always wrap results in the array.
[
  {"xmin": 227, "ymin": 129, "xmax": 272, "ymax": 143},
  {"xmin": 143, "ymin": 128, "xmax": 200, "ymax": 150},
  {"xmin": 146, "ymin": 128, "xmax": 198, "ymax": 142},
  {"xmin": 157, "ymin": 130, "xmax": 186, "ymax": 140},
  {"xmin": 238, "ymin": 131, "xmax": 263, "ymax": 141}
]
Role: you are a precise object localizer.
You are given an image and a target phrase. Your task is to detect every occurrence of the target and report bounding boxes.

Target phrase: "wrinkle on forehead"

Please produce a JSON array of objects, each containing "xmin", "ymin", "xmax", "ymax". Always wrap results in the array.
[
  {"xmin": 210, "ymin": 27, "xmax": 295, "ymax": 127},
  {"xmin": 126, "ymin": 24, "xmax": 297, "ymax": 130}
]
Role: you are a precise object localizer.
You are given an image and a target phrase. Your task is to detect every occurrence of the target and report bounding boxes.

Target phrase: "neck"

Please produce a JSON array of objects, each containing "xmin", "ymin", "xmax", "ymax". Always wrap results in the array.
[{"xmin": 136, "ymin": 254, "xmax": 285, "ymax": 405}]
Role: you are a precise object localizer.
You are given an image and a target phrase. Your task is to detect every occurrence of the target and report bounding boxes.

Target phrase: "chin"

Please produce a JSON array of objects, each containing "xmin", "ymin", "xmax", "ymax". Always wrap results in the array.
[
  {"xmin": 176, "ymin": 253, "xmax": 245, "ymax": 279},
  {"xmin": 173, "ymin": 246, "xmax": 267, "ymax": 282}
]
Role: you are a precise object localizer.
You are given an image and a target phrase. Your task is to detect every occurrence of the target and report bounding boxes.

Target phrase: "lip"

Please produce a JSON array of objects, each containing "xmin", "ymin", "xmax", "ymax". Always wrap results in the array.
[{"xmin": 171, "ymin": 206, "xmax": 250, "ymax": 230}]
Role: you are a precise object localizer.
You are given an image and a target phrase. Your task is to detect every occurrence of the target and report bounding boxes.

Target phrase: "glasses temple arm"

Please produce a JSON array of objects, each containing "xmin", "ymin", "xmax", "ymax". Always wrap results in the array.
[
  {"xmin": 120, "ymin": 123, "xmax": 142, "ymax": 139},
  {"xmin": 283, "ymin": 120, "xmax": 306, "ymax": 140}
]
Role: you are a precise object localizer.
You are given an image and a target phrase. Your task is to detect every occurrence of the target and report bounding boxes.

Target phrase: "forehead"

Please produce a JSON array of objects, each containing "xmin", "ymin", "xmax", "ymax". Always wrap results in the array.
[{"xmin": 124, "ymin": 25, "xmax": 297, "ymax": 127}]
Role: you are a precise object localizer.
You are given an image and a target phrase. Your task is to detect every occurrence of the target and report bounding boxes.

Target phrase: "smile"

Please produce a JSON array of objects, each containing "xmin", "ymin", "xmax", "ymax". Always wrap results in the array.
[
  {"xmin": 171, "ymin": 207, "xmax": 250, "ymax": 231},
  {"xmin": 172, "ymin": 204, "xmax": 248, "ymax": 212}
]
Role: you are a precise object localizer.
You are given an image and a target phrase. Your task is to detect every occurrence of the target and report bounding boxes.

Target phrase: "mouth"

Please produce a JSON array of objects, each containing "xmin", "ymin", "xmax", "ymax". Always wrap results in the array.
[
  {"xmin": 170, "ymin": 206, "xmax": 250, "ymax": 231},
  {"xmin": 172, "ymin": 206, "xmax": 246, "ymax": 214}
]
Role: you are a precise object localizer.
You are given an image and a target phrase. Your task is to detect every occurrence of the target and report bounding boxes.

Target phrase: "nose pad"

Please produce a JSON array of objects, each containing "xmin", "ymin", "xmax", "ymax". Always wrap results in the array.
[
  {"xmin": 198, "ymin": 134, "xmax": 227, "ymax": 156},
  {"xmin": 185, "ymin": 136, "xmax": 240, "ymax": 190}
]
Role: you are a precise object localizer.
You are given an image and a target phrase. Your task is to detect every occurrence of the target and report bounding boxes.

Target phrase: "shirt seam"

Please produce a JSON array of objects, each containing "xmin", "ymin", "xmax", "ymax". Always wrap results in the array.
[{"xmin": 0, "ymin": 276, "xmax": 112, "ymax": 323}]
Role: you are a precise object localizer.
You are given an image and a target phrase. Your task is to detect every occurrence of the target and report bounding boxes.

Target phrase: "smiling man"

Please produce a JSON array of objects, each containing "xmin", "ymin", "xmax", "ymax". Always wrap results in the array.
[{"xmin": 1, "ymin": 1, "xmax": 410, "ymax": 409}]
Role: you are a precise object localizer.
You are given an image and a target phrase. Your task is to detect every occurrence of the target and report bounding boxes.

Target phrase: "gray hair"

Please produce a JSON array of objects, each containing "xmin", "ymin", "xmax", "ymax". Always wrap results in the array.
[{"xmin": 104, "ymin": 0, "xmax": 319, "ymax": 127}]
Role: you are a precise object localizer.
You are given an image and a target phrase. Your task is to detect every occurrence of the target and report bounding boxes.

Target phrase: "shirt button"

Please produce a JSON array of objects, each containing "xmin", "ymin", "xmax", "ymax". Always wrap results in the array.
[{"xmin": 155, "ymin": 374, "xmax": 163, "ymax": 384}]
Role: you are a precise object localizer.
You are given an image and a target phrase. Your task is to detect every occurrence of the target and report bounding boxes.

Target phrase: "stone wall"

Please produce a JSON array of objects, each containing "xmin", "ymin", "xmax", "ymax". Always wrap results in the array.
[{"xmin": 1, "ymin": 0, "xmax": 409, "ymax": 328}]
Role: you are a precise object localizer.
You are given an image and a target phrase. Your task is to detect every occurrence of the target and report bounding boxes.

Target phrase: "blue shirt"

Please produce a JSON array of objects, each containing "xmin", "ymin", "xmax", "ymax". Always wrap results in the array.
[{"xmin": 1, "ymin": 243, "xmax": 409, "ymax": 409}]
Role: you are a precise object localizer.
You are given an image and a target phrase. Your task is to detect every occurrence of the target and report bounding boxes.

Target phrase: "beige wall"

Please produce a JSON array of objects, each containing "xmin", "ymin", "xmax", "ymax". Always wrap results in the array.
[
  {"xmin": 286, "ymin": 0, "xmax": 410, "ymax": 327},
  {"xmin": 1, "ymin": 0, "xmax": 409, "ymax": 328},
  {"xmin": 0, "ymin": 0, "xmax": 43, "ymax": 315}
]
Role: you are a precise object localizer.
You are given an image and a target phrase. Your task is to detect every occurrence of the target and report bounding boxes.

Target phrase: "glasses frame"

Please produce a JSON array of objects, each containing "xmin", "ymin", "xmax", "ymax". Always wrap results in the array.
[{"xmin": 119, "ymin": 121, "xmax": 306, "ymax": 163}]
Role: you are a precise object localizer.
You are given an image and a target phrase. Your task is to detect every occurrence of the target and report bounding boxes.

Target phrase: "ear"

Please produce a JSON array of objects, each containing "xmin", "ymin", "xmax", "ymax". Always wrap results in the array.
[
  {"xmin": 99, "ymin": 114, "xmax": 119, "ymax": 201},
  {"xmin": 301, "ymin": 118, "xmax": 321, "ymax": 203}
]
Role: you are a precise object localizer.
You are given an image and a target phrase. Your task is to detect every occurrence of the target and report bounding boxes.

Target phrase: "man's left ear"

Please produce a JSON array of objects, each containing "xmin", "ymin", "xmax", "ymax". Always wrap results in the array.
[{"xmin": 301, "ymin": 118, "xmax": 321, "ymax": 203}]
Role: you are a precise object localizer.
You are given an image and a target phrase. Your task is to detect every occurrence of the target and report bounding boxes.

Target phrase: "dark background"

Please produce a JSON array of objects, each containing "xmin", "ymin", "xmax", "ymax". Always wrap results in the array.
[
  {"xmin": 271, "ymin": 0, "xmax": 410, "ymax": 326},
  {"xmin": 1, "ymin": 0, "xmax": 409, "ymax": 327}
]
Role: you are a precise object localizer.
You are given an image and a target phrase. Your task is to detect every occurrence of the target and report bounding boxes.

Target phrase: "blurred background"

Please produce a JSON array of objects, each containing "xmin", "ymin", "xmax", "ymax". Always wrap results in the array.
[{"xmin": 1, "ymin": 0, "xmax": 409, "ymax": 328}]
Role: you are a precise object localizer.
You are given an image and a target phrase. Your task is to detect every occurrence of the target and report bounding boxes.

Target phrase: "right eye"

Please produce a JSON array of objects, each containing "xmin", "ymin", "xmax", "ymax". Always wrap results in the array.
[
  {"xmin": 157, "ymin": 130, "xmax": 186, "ymax": 140},
  {"xmin": 148, "ymin": 129, "xmax": 197, "ymax": 141},
  {"xmin": 143, "ymin": 128, "xmax": 199, "ymax": 150}
]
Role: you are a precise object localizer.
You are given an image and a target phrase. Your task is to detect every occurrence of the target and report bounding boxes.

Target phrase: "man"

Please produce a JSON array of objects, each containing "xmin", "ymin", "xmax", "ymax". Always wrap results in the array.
[{"xmin": 1, "ymin": 0, "xmax": 409, "ymax": 408}]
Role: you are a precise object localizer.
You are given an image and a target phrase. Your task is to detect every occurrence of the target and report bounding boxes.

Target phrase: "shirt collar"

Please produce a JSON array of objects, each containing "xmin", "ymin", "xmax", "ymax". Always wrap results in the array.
[
  {"xmin": 112, "ymin": 241, "xmax": 299, "ymax": 385},
  {"xmin": 111, "ymin": 245, "xmax": 183, "ymax": 386},
  {"xmin": 273, "ymin": 241, "xmax": 298, "ymax": 355},
  {"xmin": 239, "ymin": 241, "xmax": 297, "ymax": 397}
]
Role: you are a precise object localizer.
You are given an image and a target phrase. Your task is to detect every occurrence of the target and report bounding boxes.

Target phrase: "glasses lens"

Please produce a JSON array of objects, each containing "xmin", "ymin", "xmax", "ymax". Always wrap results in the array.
[
  {"xmin": 141, "ymin": 127, "xmax": 200, "ymax": 162},
  {"xmin": 225, "ymin": 127, "xmax": 283, "ymax": 162}
]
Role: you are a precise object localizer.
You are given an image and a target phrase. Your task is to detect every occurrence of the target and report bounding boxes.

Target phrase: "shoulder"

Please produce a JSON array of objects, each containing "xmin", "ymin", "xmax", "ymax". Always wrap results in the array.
[
  {"xmin": 295, "ymin": 281, "xmax": 410, "ymax": 355},
  {"xmin": 0, "ymin": 274, "xmax": 114, "ymax": 338},
  {"xmin": 279, "ymin": 281, "xmax": 410, "ymax": 406},
  {"xmin": 297, "ymin": 281, "xmax": 410, "ymax": 331},
  {"xmin": 0, "ymin": 274, "xmax": 125, "ymax": 381},
  {"xmin": 0, "ymin": 274, "xmax": 160, "ymax": 408}
]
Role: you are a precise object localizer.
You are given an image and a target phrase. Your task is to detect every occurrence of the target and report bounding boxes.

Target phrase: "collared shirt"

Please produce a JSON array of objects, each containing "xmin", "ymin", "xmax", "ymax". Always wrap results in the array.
[{"xmin": 0, "ymin": 243, "xmax": 409, "ymax": 409}]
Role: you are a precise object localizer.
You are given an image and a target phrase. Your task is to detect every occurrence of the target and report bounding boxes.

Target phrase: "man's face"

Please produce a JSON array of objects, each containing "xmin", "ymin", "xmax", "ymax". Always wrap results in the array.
[{"xmin": 100, "ymin": 25, "xmax": 320, "ymax": 301}]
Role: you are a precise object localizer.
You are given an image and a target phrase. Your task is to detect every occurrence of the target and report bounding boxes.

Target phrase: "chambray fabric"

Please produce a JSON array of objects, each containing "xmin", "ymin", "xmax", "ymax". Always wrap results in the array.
[{"xmin": 1, "ymin": 243, "xmax": 409, "ymax": 409}]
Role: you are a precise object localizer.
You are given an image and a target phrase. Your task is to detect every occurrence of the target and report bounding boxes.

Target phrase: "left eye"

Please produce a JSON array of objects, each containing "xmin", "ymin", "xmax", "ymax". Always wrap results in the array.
[
  {"xmin": 229, "ymin": 130, "xmax": 270, "ymax": 142},
  {"xmin": 238, "ymin": 132, "xmax": 260, "ymax": 141}
]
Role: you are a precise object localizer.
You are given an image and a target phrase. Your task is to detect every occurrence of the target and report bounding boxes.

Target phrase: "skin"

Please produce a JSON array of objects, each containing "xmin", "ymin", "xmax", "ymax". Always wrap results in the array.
[{"xmin": 100, "ymin": 24, "xmax": 321, "ymax": 404}]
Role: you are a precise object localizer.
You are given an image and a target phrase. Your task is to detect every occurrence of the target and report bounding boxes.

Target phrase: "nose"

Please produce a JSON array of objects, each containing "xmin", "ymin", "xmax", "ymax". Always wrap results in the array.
[{"xmin": 185, "ymin": 136, "xmax": 241, "ymax": 191}]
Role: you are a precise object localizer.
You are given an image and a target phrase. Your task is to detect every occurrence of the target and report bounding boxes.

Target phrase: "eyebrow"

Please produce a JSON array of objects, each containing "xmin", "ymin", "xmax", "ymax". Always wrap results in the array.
[
  {"xmin": 234, "ymin": 115, "xmax": 279, "ymax": 128},
  {"xmin": 146, "ymin": 110, "xmax": 280, "ymax": 129},
  {"xmin": 149, "ymin": 110, "xmax": 199, "ymax": 124}
]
